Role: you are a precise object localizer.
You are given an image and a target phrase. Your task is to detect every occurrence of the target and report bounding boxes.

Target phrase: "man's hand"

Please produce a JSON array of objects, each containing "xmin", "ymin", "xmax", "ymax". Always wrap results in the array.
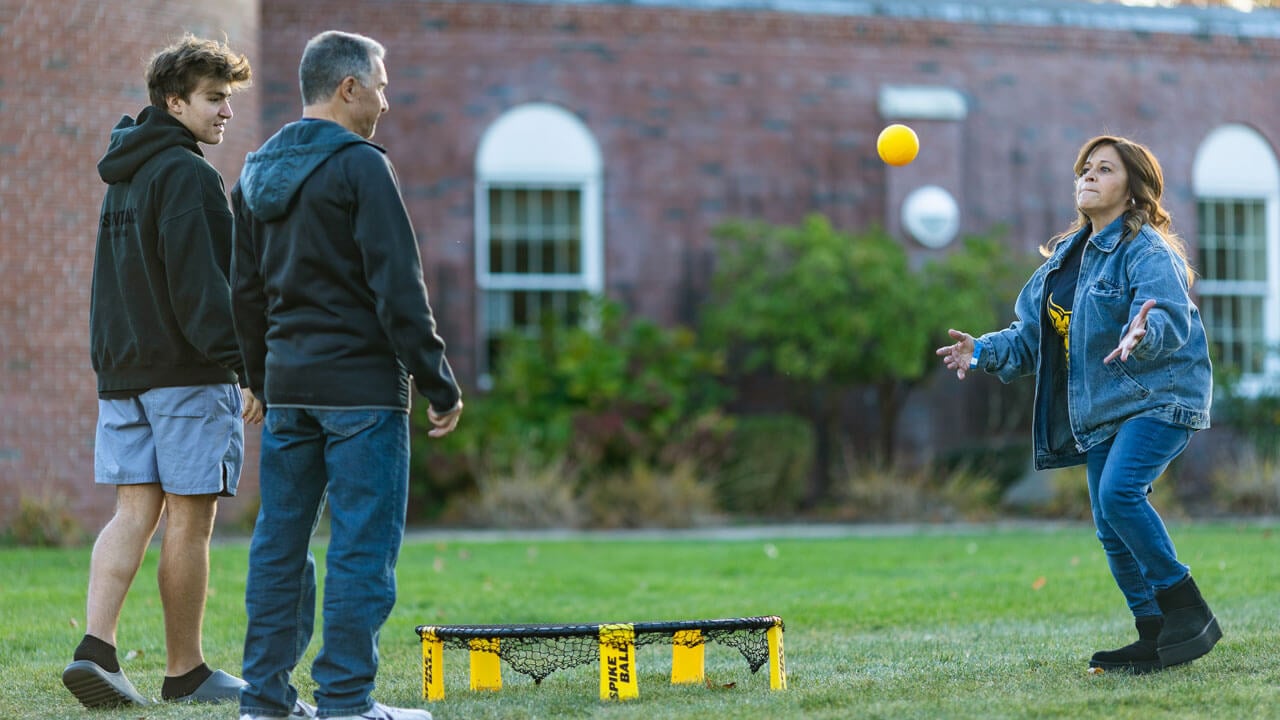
[
  {"xmin": 241, "ymin": 387, "xmax": 264, "ymax": 424},
  {"xmin": 427, "ymin": 400, "xmax": 463, "ymax": 438}
]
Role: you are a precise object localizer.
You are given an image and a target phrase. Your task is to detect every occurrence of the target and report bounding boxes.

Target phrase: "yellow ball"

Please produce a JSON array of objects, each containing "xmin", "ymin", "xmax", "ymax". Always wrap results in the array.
[{"xmin": 877, "ymin": 123, "xmax": 919, "ymax": 166}]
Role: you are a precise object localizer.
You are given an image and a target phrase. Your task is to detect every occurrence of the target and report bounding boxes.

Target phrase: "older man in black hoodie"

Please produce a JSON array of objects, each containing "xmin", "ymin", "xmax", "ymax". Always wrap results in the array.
[
  {"xmin": 231, "ymin": 30, "xmax": 462, "ymax": 720},
  {"xmin": 64, "ymin": 35, "xmax": 273, "ymax": 711}
]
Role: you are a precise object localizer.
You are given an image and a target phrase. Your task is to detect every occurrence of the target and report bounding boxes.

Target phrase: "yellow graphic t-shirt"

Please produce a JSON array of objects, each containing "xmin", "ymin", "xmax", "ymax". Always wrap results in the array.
[
  {"xmin": 1047, "ymin": 238, "xmax": 1084, "ymax": 365},
  {"xmin": 1048, "ymin": 293, "xmax": 1071, "ymax": 363}
]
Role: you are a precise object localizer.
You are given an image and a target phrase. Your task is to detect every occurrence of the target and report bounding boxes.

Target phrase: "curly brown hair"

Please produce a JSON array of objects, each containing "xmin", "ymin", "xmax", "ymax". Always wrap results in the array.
[
  {"xmin": 145, "ymin": 34, "xmax": 252, "ymax": 109},
  {"xmin": 1043, "ymin": 135, "xmax": 1193, "ymax": 284}
]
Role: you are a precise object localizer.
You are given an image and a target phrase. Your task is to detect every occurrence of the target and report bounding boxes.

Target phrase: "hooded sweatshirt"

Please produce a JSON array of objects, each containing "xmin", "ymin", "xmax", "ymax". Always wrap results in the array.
[
  {"xmin": 90, "ymin": 106, "xmax": 244, "ymax": 396},
  {"xmin": 231, "ymin": 118, "xmax": 460, "ymax": 412}
]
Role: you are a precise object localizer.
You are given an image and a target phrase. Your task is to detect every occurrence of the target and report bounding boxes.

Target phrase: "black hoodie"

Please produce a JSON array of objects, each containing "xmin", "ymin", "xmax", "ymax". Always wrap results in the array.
[
  {"xmin": 90, "ymin": 106, "xmax": 244, "ymax": 396},
  {"xmin": 231, "ymin": 118, "xmax": 460, "ymax": 412}
]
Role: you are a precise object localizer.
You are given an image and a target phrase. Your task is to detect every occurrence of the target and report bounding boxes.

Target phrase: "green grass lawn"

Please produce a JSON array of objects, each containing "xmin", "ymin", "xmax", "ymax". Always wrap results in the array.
[{"xmin": 2, "ymin": 521, "xmax": 1278, "ymax": 719}]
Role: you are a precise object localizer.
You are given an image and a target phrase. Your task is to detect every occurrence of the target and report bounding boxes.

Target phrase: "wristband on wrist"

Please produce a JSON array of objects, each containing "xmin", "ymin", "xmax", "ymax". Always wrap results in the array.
[{"xmin": 969, "ymin": 340, "xmax": 983, "ymax": 370}]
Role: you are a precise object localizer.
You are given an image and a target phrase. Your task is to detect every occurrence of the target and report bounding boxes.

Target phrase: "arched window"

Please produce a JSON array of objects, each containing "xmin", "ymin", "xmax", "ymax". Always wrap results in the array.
[
  {"xmin": 1193, "ymin": 124, "xmax": 1280, "ymax": 395},
  {"xmin": 474, "ymin": 103, "xmax": 604, "ymax": 387}
]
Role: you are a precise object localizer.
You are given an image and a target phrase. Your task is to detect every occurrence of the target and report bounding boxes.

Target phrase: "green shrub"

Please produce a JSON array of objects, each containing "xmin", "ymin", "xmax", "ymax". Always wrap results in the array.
[
  {"xmin": 1211, "ymin": 360, "xmax": 1280, "ymax": 460},
  {"xmin": 2, "ymin": 492, "xmax": 87, "ymax": 547},
  {"xmin": 1037, "ymin": 466, "xmax": 1091, "ymax": 521},
  {"xmin": 449, "ymin": 458, "xmax": 585, "ymax": 529},
  {"xmin": 441, "ymin": 457, "xmax": 723, "ymax": 530},
  {"xmin": 1037, "ymin": 465, "xmax": 1185, "ymax": 521},
  {"xmin": 703, "ymin": 217, "xmax": 1030, "ymax": 493},
  {"xmin": 711, "ymin": 414, "xmax": 812, "ymax": 517},
  {"xmin": 827, "ymin": 462, "xmax": 1001, "ymax": 522},
  {"xmin": 580, "ymin": 461, "xmax": 722, "ymax": 529},
  {"xmin": 1211, "ymin": 450, "xmax": 1280, "ymax": 515},
  {"xmin": 409, "ymin": 298, "xmax": 729, "ymax": 524},
  {"xmin": 1221, "ymin": 392, "xmax": 1280, "ymax": 460},
  {"xmin": 439, "ymin": 458, "xmax": 725, "ymax": 530},
  {"xmin": 934, "ymin": 441, "xmax": 1031, "ymax": 495}
]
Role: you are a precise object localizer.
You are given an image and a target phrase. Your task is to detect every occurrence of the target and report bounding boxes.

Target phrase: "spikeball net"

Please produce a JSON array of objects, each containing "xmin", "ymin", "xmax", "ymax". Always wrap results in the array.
[{"xmin": 416, "ymin": 615, "xmax": 786, "ymax": 701}]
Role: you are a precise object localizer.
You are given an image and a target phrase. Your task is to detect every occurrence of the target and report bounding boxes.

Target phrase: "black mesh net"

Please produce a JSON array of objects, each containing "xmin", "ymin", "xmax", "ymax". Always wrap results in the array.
[{"xmin": 417, "ymin": 616, "xmax": 782, "ymax": 684}]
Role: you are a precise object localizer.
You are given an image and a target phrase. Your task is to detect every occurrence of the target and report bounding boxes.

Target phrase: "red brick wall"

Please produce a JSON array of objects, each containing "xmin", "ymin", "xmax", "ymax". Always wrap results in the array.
[
  {"xmin": 254, "ymin": 1, "xmax": 1280, "ymax": 334},
  {"xmin": 0, "ymin": 0, "xmax": 261, "ymax": 531}
]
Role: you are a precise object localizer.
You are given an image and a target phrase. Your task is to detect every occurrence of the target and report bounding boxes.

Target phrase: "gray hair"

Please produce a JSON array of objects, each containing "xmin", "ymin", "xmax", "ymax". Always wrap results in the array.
[{"xmin": 299, "ymin": 30, "xmax": 385, "ymax": 106}]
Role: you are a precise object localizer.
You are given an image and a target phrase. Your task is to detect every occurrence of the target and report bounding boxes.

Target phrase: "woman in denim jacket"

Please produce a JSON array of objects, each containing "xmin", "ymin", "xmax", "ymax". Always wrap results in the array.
[{"xmin": 937, "ymin": 135, "xmax": 1219, "ymax": 674}]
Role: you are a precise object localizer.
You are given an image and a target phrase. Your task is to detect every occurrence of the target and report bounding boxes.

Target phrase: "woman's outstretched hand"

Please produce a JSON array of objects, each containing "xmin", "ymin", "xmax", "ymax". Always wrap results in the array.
[
  {"xmin": 1104, "ymin": 299, "xmax": 1156, "ymax": 364},
  {"xmin": 936, "ymin": 328, "xmax": 976, "ymax": 380}
]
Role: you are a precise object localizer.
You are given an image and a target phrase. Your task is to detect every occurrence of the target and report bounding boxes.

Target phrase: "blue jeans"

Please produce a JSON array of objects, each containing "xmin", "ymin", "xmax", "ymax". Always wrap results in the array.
[
  {"xmin": 240, "ymin": 407, "xmax": 410, "ymax": 719},
  {"xmin": 1086, "ymin": 416, "xmax": 1193, "ymax": 619}
]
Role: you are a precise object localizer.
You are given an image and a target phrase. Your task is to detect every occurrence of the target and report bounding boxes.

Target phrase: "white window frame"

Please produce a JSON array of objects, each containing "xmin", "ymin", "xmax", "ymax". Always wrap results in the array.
[
  {"xmin": 1192, "ymin": 123, "xmax": 1280, "ymax": 397},
  {"xmin": 474, "ymin": 103, "xmax": 604, "ymax": 388}
]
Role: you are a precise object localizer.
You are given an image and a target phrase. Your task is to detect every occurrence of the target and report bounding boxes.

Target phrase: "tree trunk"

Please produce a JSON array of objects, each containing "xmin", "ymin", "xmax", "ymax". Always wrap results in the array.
[
  {"xmin": 804, "ymin": 386, "xmax": 838, "ymax": 508},
  {"xmin": 877, "ymin": 379, "xmax": 901, "ymax": 465}
]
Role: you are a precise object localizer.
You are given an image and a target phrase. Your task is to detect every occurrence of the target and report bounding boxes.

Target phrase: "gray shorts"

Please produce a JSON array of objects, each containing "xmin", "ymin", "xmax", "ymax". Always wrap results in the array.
[{"xmin": 94, "ymin": 384, "xmax": 244, "ymax": 496}]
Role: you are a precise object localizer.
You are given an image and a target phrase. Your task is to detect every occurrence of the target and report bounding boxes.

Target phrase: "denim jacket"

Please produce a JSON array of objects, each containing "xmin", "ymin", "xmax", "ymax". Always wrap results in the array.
[{"xmin": 974, "ymin": 217, "xmax": 1212, "ymax": 469}]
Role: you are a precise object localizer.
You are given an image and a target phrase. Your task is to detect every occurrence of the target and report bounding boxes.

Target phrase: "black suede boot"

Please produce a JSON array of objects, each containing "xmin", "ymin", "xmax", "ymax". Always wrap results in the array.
[
  {"xmin": 1089, "ymin": 616, "xmax": 1163, "ymax": 674},
  {"xmin": 1155, "ymin": 574, "xmax": 1222, "ymax": 668}
]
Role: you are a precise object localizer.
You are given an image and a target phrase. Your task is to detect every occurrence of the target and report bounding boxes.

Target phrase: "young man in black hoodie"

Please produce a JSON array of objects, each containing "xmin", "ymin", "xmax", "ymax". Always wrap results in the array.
[
  {"xmin": 62, "ymin": 35, "xmax": 285, "ymax": 712},
  {"xmin": 232, "ymin": 30, "xmax": 462, "ymax": 720}
]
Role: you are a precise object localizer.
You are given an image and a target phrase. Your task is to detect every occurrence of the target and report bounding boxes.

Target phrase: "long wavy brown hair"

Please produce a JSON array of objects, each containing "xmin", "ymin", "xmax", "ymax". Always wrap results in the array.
[{"xmin": 1042, "ymin": 135, "xmax": 1193, "ymax": 285}]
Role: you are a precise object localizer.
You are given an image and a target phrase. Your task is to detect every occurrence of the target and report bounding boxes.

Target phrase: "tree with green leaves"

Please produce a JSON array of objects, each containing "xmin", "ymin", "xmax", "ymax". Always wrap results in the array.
[{"xmin": 702, "ymin": 214, "xmax": 1028, "ymax": 505}]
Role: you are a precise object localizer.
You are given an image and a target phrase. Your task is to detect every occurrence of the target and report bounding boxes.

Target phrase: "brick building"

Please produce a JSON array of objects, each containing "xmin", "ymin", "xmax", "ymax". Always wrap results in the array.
[
  {"xmin": 2, "ymin": 0, "xmax": 1278, "ymax": 530},
  {"xmin": 0, "ymin": 0, "xmax": 262, "ymax": 530}
]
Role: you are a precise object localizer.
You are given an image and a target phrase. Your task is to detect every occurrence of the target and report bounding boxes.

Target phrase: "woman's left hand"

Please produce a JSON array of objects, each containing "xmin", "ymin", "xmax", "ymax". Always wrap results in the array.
[{"xmin": 1104, "ymin": 298, "xmax": 1156, "ymax": 364}]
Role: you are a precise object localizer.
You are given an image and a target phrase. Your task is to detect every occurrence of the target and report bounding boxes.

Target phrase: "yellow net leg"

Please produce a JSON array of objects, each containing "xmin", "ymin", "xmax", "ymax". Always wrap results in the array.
[
  {"xmin": 421, "ymin": 629, "xmax": 444, "ymax": 701},
  {"xmin": 469, "ymin": 638, "xmax": 502, "ymax": 692},
  {"xmin": 670, "ymin": 629, "xmax": 704, "ymax": 684},
  {"xmin": 767, "ymin": 621, "xmax": 787, "ymax": 690},
  {"xmin": 599, "ymin": 624, "xmax": 638, "ymax": 700}
]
